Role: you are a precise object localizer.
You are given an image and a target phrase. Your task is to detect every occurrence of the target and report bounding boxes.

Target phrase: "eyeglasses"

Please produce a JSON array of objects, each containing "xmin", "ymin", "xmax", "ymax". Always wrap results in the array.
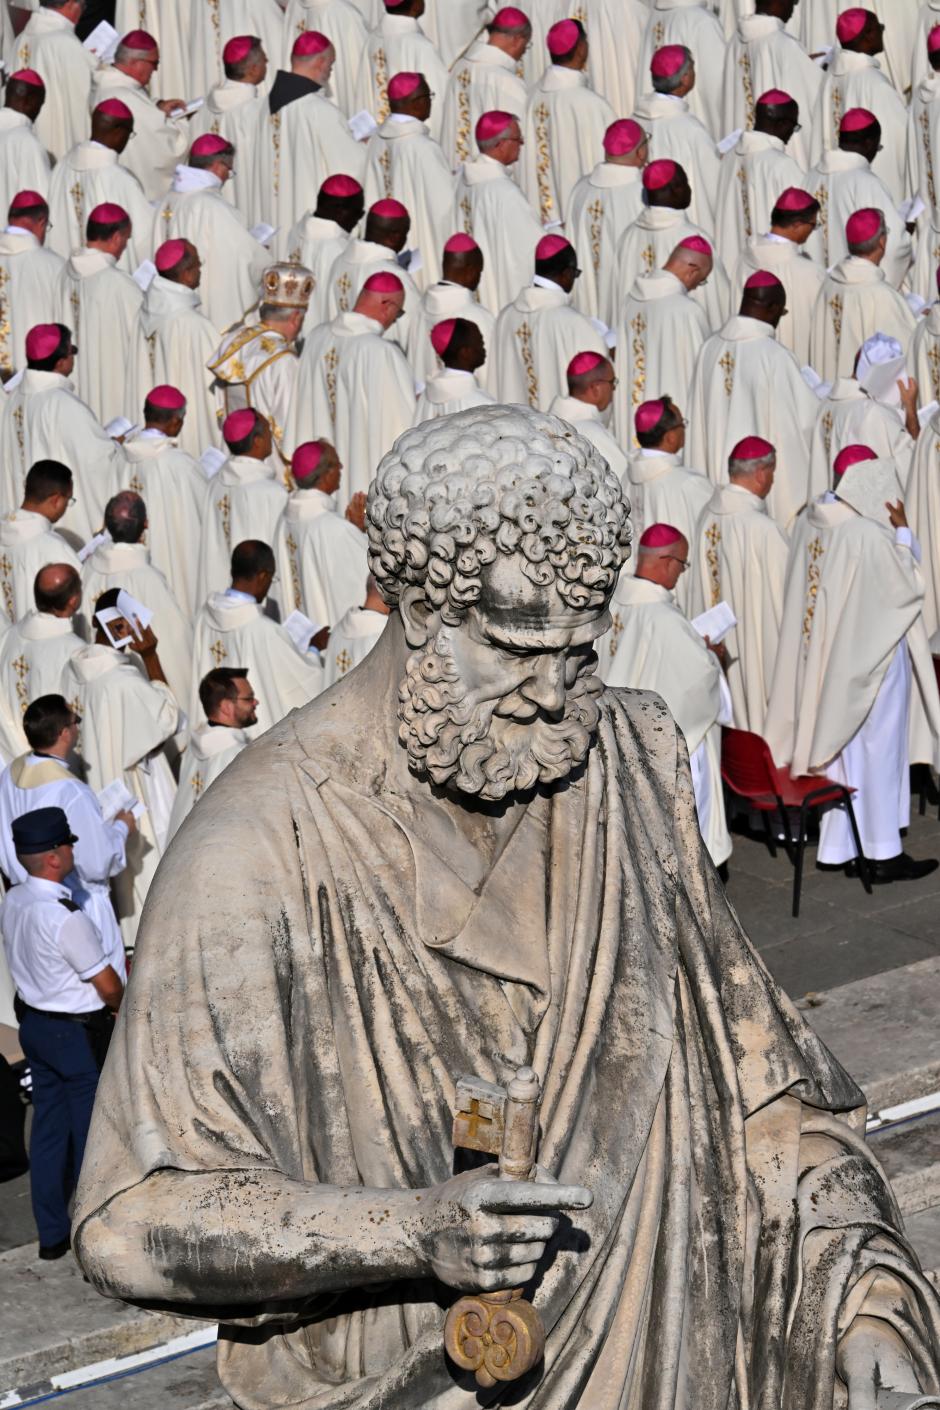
[
  {"xmin": 234, "ymin": 692, "xmax": 258, "ymax": 705},
  {"xmin": 663, "ymin": 555, "xmax": 689, "ymax": 572},
  {"xmin": 68, "ymin": 495, "xmax": 76, "ymax": 506}
]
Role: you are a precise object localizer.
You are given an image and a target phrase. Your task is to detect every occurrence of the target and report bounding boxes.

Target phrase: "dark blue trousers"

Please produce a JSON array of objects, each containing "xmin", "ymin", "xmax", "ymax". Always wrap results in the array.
[{"xmin": 18, "ymin": 1009, "xmax": 100, "ymax": 1247}]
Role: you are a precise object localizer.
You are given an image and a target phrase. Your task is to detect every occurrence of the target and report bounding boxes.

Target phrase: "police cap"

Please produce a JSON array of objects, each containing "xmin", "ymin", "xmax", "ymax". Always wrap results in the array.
[{"xmin": 12, "ymin": 807, "xmax": 78, "ymax": 855}]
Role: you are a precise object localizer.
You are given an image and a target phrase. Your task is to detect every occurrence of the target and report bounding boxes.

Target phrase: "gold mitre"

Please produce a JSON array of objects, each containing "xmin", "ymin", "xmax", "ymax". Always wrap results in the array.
[{"xmin": 262, "ymin": 262, "xmax": 315, "ymax": 309}]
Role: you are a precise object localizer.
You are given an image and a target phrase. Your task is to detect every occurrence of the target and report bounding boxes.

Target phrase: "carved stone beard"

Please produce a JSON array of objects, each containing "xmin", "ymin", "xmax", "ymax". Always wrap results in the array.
[{"xmin": 398, "ymin": 626, "xmax": 603, "ymax": 801}]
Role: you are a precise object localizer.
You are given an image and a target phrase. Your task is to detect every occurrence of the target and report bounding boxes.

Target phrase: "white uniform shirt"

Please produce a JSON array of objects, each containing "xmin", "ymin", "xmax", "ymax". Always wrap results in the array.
[{"xmin": 1, "ymin": 876, "xmax": 113, "ymax": 1013}]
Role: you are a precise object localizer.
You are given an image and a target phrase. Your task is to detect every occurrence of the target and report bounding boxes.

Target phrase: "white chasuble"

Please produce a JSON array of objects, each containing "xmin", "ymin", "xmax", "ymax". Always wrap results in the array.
[
  {"xmin": 119, "ymin": 432, "xmax": 207, "ymax": 619},
  {"xmin": 114, "ymin": 0, "xmax": 189, "ymax": 102},
  {"xmin": 185, "ymin": 0, "xmax": 284, "ymax": 99},
  {"xmin": 600, "ymin": 574, "xmax": 732, "ymax": 866},
  {"xmin": 14, "ymin": 11, "xmax": 95, "ymax": 161},
  {"xmin": 196, "ymin": 457, "xmax": 288, "ymax": 606},
  {"xmin": 809, "ymin": 257, "xmax": 917, "ymax": 384},
  {"xmin": 615, "ymin": 205, "xmax": 731, "ymax": 332},
  {"xmin": 250, "ymin": 91, "xmax": 367, "ymax": 238},
  {"xmin": 730, "ymin": 235, "xmax": 824, "ymax": 369},
  {"xmin": 632, "ymin": 91, "xmax": 720, "ymax": 235},
  {"xmin": 273, "ymin": 487, "xmax": 369, "ymax": 627},
  {"xmin": 0, "ymin": 513, "xmax": 81, "ymax": 627},
  {"xmin": 282, "ymin": 216, "xmax": 349, "ymax": 333},
  {"xmin": 353, "ymin": 14, "xmax": 449, "ymax": 142},
  {"xmin": 906, "ymin": 407, "xmax": 940, "ymax": 639},
  {"xmin": 638, "ymin": 0, "xmax": 729, "ymax": 139},
  {"xmin": 154, "ymin": 175, "xmax": 269, "ymax": 334},
  {"xmin": 811, "ymin": 50, "xmax": 910, "ymax": 206},
  {"xmin": 492, "ymin": 283, "xmax": 606, "ymax": 413},
  {"xmin": 567, "ymin": 163, "xmax": 645, "ymax": 325},
  {"xmin": 453, "ymin": 155, "xmax": 545, "ymax": 313},
  {"xmin": 90, "ymin": 69, "xmax": 188, "ymax": 204},
  {"xmin": 322, "ymin": 605, "xmax": 387, "ymax": 687},
  {"xmin": 413, "ymin": 369, "xmax": 494, "ymax": 424},
  {"xmin": 441, "ymin": 42, "xmax": 529, "ymax": 172},
  {"xmin": 421, "ymin": 0, "xmax": 490, "ymax": 70},
  {"xmin": 189, "ymin": 83, "xmax": 265, "ymax": 221},
  {"xmin": 548, "ymin": 395, "xmax": 627, "ymax": 480},
  {"xmin": 126, "ymin": 276, "xmax": 220, "ymax": 461},
  {"xmin": 363, "ymin": 116, "xmax": 454, "ymax": 290},
  {"xmin": 910, "ymin": 213, "xmax": 940, "ymax": 306},
  {"xmin": 47, "ymin": 144, "xmax": 154, "ymax": 272},
  {"xmin": 56, "ymin": 250, "xmax": 143, "ymax": 426},
  {"xmin": 166, "ymin": 724, "xmax": 249, "ymax": 843},
  {"xmin": 613, "ymin": 269, "xmax": 710, "ymax": 447},
  {"xmin": 555, "ymin": 0, "xmax": 649, "ymax": 118},
  {"xmin": 0, "ymin": 112, "xmax": 51, "ymax": 229},
  {"xmin": 407, "ymin": 282, "xmax": 496, "ymax": 393},
  {"xmin": 0, "ymin": 612, "xmax": 84, "ymax": 752},
  {"xmin": 620, "ymin": 450, "xmax": 713, "ymax": 615},
  {"xmin": 282, "ymin": 0, "xmax": 368, "ymax": 117},
  {"xmin": 720, "ymin": 15, "xmax": 821, "ymax": 171},
  {"xmin": 804, "ymin": 149, "xmax": 912, "ymax": 291},
  {"xmin": 714, "ymin": 132, "xmax": 806, "ymax": 274},
  {"xmin": 911, "ymin": 2, "xmax": 940, "ymax": 94},
  {"xmin": 691, "ymin": 481, "xmax": 789, "ymax": 732},
  {"xmin": 0, "ymin": 230, "xmax": 65, "ymax": 380},
  {"xmin": 322, "ymin": 238, "xmax": 419, "ymax": 353},
  {"xmin": 521, "ymin": 66, "xmax": 615, "ymax": 226},
  {"xmin": 911, "ymin": 303, "xmax": 940, "ymax": 407}
]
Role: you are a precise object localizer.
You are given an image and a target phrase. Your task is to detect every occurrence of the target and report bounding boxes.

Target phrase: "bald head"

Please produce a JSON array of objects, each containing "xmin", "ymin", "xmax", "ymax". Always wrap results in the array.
[
  {"xmin": 105, "ymin": 490, "xmax": 147, "ymax": 543},
  {"xmin": 34, "ymin": 563, "xmax": 81, "ymax": 617},
  {"xmin": 354, "ymin": 282, "xmax": 405, "ymax": 329},
  {"xmin": 664, "ymin": 242, "xmax": 712, "ymax": 291},
  {"xmin": 636, "ymin": 532, "xmax": 689, "ymax": 591}
]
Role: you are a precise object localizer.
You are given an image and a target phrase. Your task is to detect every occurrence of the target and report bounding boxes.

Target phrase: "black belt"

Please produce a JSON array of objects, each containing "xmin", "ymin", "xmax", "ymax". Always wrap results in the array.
[{"xmin": 14, "ymin": 995, "xmax": 109, "ymax": 1027}]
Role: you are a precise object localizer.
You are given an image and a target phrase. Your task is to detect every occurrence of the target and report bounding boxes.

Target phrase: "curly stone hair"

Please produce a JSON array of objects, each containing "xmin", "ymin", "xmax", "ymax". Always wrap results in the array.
[{"xmin": 367, "ymin": 404, "xmax": 632, "ymax": 624}]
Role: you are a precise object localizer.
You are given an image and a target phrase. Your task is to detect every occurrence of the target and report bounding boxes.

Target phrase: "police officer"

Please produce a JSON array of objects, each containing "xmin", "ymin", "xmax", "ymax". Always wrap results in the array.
[{"xmin": 0, "ymin": 808, "xmax": 124, "ymax": 1260}]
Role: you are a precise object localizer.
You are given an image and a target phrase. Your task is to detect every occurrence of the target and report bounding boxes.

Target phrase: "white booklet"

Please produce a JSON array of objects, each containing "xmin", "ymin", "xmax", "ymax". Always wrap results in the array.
[
  {"xmin": 103, "ymin": 416, "xmax": 139, "ymax": 440},
  {"xmin": 691, "ymin": 601, "xmax": 737, "ymax": 645},
  {"xmin": 836, "ymin": 457, "xmax": 904, "ymax": 527},
  {"xmin": 283, "ymin": 609, "xmax": 320, "ymax": 653},
  {"xmin": 116, "ymin": 588, "xmax": 153, "ymax": 633},
  {"xmin": 348, "ymin": 109, "xmax": 378, "ymax": 141},
  {"xmin": 200, "ymin": 446, "xmax": 227, "ymax": 479},
  {"xmin": 717, "ymin": 128, "xmax": 743, "ymax": 156},
  {"xmin": 97, "ymin": 778, "xmax": 145, "ymax": 822},
  {"xmin": 131, "ymin": 259, "xmax": 157, "ymax": 292},
  {"xmin": 249, "ymin": 222, "xmax": 277, "ymax": 246},
  {"xmin": 77, "ymin": 531, "xmax": 110, "ymax": 564},
  {"xmin": 83, "ymin": 19, "xmax": 120, "ymax": 62},
  {"xmin": 899, "ymin": 194, "xmax": 926, "ymax": 224},
  {"xmin": 182, "ymin": 97, "xmax": 204, "ymax": 116}
]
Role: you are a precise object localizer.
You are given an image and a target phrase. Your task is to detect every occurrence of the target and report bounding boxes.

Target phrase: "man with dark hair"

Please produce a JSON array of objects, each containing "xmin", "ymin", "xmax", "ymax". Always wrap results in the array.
[
  {"xmin": 0, "ymin": 692, "xmax": 132, "ymax": 969},
  {"xmin": 81, "ymin": 491, "xmax": 193, "ymax": 708},
  {"xmin": 197, "ymin": 410, "xmax": 288, "ymax": 610},
  {"xmin": 0, "ymin": 565, "xmax": 84, "ymax": 753},
  {"xmin": 715, "ymin": 88, "xmax": 805, "ymax": 269},
  {"xmin": 720, "ymin": 0, "xmax": 821, "ymax": 170},
  {"xmin": 0, "ymin": 191, "xmax": 64, "ymax": 381},
  {"xmin": 0, "ymin": 462, "xmax": 81, "ymax": 624},
  {"xmin": 285, "ymin": 175, "xmax": 366, "ymax": 332},
  {"xmin": 90, "ymin": 30, "xmax": 187, "ymax": 202},
  {"xmin": 414, "ymin": 317, "xmax": 492, "ymax": 421},
  {"xmin": 54, "ymin": 202, "xmax": 142, "ymax": 424},
  {"xmin": 166, "ymin": 668, "xmax": 256, "ymax": 840},
  {"xmin": 732, "ymin": 186, "xmax": 824, "ymax": 368},
  {"xmin": 408, "ymin": 232, "xmax": 496, "ymax": 391},
  {"xmin": 0, "ymin": 324, "xmax": 124, "ymax": 545},
  {"xmin": 191, "ymin": 539, "xmax": 325, "ymax": 732},
  {"xmin": 0, "ymin": 71, "xmax": 51, "ymax": 221},
  {"xmin": 492, "ymin": 233, "xmax": 605, "ymax": 411},
  {"xmin": 813, "ymin": 7, "xmax": 906, "ymax": 204},
  {"xmin": 441, "ymin": 5, "xmax": 530, "ymax": 167},
  {"xmin": 13, "ymin": 0, "xmax": 97, "ymax": 159},
  {"xmin": 634, "ymin": 44, "xmax": 719, "ymax": 235},
  {"xmin": 47, "ymin": 100, "xmax": 152, "ymax": 267}
]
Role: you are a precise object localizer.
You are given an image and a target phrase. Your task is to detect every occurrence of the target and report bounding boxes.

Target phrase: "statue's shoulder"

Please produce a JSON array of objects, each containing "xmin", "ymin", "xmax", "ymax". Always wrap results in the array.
[{"xmin": 599, "ymin": 685, "xmax": 683, "ymax": 767}]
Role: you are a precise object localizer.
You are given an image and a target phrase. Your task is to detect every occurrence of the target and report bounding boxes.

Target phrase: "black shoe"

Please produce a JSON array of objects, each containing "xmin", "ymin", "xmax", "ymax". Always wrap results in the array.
[
  {"xmin": 869, "ymin": 853, "xmax": 940, "ymax": 885},
  {"xmin": 816, "ymin": 860, "xmax": 855, "ymax": 874},
  {"xmin": 38, "ymin": 1237, "xmax": 70, "ymax": 1261}
]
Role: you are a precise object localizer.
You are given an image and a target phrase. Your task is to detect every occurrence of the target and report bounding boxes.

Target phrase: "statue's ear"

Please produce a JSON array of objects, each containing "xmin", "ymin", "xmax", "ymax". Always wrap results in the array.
[{"xmin": 399, "ymin": 585, "xmax": 433, "ymax": 649}]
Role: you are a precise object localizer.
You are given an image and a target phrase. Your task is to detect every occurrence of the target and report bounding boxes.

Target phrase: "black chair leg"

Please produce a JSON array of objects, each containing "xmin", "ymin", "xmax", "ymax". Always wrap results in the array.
[
  {"xmin": 793, "ymin": 803, "xmax": 809, "ymax": 918},
  {"xmin": 775, "ymin": 797, "xmax": 797, "ymax": 866},
  {"xmin": 760, "ymin": 810, "xmax": 778, "ymax": 858},
  {"xmin": 842, "ymin": 792, "xmax": 872, "ymax": 896}
]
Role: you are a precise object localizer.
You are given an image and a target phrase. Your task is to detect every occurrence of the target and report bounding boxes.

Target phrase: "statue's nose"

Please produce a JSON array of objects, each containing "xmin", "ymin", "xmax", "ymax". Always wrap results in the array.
[{"xmin": 520, "ymin": 656, "xmax": 567, "ymax": 714}]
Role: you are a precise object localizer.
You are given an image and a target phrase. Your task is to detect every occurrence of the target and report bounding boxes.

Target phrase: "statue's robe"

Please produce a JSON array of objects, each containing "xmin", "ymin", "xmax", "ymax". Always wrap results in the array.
[{"xmin": 73, "ymin": 632, "xmax": 940, "ymax": 1409}]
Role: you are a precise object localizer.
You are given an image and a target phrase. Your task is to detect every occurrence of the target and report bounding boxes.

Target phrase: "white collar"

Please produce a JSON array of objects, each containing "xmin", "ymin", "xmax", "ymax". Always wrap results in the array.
[
  {"xmin": 172, "ymin": 165, "xmax": 222, "ymax": 194},
  {"xmin": 532, "ymin": 274, "xmax": 564, "ymax": 292},
  {"xmin": 224, "ymin": 587, "xmax": 258, "ymax": 604}
]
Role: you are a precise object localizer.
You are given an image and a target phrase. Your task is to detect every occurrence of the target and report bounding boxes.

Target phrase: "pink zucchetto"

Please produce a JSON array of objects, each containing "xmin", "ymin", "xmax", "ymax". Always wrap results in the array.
[
  {"xmin": 362, "ymin": 271, "xmax": 404, "ymax": 293},
  {"xmin": 731, "ymin": 436, "xmax": 775, "ymax": 462},
  {"xmin": 292, "ymin": 442, "xmax": 324, "ymax": 480},
  {"xmin": 25, "ymin": 325, "xmax": 63, "ymax": 361},
  {"xmin": 444, "ymin": 232, "xmax": 478, "ymax": 253},
  {"xmin": 430, "ymin": 319, "xmax": 456, "ymax": 356},
  {"xmin": 639, "ymin": 523, "xmax": 683, "ymax": 549},
  {"xmin": 292, "ymin": 30, "xmax": 331, "ymax": 56},
  {"xmin": 643, "ymin": 159, "xmax": 678, "ymax": 190},
  {"xmin": 650, "ymin": 45, "xmax": 688, "ymax": 78},
  {"xmin": 89, "ymin": 202, "xmax": 128, "ymax": 224},
  {"xmin": 833, "ymin": 444, "xmax": 876, "ymax": 478},
  {"xmin": 388, "ymin": 71, "xmax": 422, "ymax": 101},
  {"xmin": 679, "ymin": 235, "xmax": 712, "ymax": 255},
  {"xmin": 836, "ymin": 8, "xmax": 870, "ymax": 44},
  {"xmin": 9, "ymin": 190, "xmax": 46, "ymax": 212},
  {"xmin": 841, "ymin": 107, "xmax": 877, "ymax": 133},
  {"xmin": 223, "ymin": 36, "xmax": 255, "ymax": 65},
  {"xmin": 222, "ymin": 409, "xmax": 258, "ymax": 444},
  {"xmin": 492, "ymin": 6, "xmax": 529, "ymax": 28},
  {"xmin": 757, "ymin": 88, "xmax": 793, "ymax": 107},
  {"xmin": 154, "ymin": 239, "xmax": 187, "ymax": 271},
  {"xmin": 9, "ymin": 69, "xmax": 44, "ymax": 89},
  {"xmin": 145, "ymin": 385, "xmax": 186, "ymax": 409},
  {"xmin": 370, "ymin": 198, "xmax": 409, "ymax": 220},
  {"xmin": 930, "ymin": 25, "xmax": 940, "ymax": 55},
  {"xmin": 568, "ymin": 351, "xmax": 605, "ymax": 377},
  {"xmin": 846, "ymin": 207, "xmax": 882, "ymax": 244},
  {"xmin": 745, "ymin": 270, "xmax": 783, "ymax": 291},
  {"xmin": 775, "ymin": 186, "xmax": 816, "ymax": 212},
  {"xmin": 94, "ymin": 98, "xmax": 133, "ymax": 120},
  {"xmin": 120, "ymin": 29, "xmax": 158, "ymax": 51},
  {"xmin": 547, "ymin": 18, "xmax": 580, "ymax": 55},
  {"xmin": 476, "ymin": 110, "xmax": 514, "ymax": 145},
  {"xmin": 603, "ymin": 118, "xmax": 644, "ymax": 156},
  {"xmin": 536, "ymin": 233, "xmax": 571, "ymax": 260},
  {"xmin": 635, "ymin": 399, "xmax": 666, "ymax": 434},
  {"xmin": 190, "ymin": 133, "xmax": 233, "ymax": 158},
  {"xmin": 321, "ymin": 174, "xmax": 362, "ymax": 198}
]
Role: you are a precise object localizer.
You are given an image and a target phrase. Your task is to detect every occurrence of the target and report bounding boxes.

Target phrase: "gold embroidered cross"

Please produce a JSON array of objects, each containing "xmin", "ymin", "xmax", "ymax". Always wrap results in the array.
[
  {"xmin": 718, "ymin": 350, "xmax": 735, "ymax": 397},
  {"xmin": 336, "ymin": 648, "xmax": 352, "ymax": 675},
  {"xmin": 209, "ymin": 638, "xmax": 227, "ymax": 666},
  {"xmin": 12, "ymin": 653, "xmax": 28, "ymax": 709},
  {"xmin": 191, "ymin": 771, "xmax": 205, "ymax": 798}
]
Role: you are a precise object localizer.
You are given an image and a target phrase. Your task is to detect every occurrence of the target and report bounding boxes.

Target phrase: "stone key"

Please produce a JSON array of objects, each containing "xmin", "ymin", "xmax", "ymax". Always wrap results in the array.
[{"xmin": 443, "ymin": 1067, "xmax": 546, "ymax": 1388}]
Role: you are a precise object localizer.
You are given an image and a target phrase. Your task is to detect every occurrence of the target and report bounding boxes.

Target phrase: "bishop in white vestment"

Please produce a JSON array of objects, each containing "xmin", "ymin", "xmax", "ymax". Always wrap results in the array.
[
  {"xmin": 440, "ymin": 8, "xmax": 530, "ymax": 170},
  {"xmin": 47, "ymin": 102, "xmax": 154, "ymax": 271},
  {"xmin": 632, "ymin": 46, "xmax": 720, "ymax": 235},
  {"xmin": 730, "ymin": 186, "xmax": 824, "ymax": 368},
  {"xmin": 273, "ymin": 440, "xmax": 369, "ymax": 627},
  {"xmin": 567, "ymin": 119, "xmax": 647, "ymax": 325},
  {"xmin": 90, "ymin": 35, "xmax": 188, "ymax": 204},
  {"xmin": 185, "ymin": 0, "xmax": 284, "ymax": 100},
  {"xmin": 353, "ymin": 0, "xmax": 448, "ymax": 143},
  {"xmin": 413, "ymin": 318, "xmax": 493, "ymax": 423},
  {"xmin": 14, "ymin": 4, "xmax": 96, "ymax": 160},
  {"xmin": 638, "ymin": 0, "xmax": 728, "ymax": 138},
  {"xmin": 0, "ymin": 464, "xmax": 81, "ymax": 625},
  {"xmin": 0, "ymin": 196, "xmax": 65, "ymax": 381},
  {"xmin": 547, "ymin": 350, "xmax": 626, "ymax": 479},
  {"xmin": 0, "ymin": 565, "xmax": 84, "ymax": 746},
  {"xmin": 196, "ymin": 411, "xmax": 288, "ymax": 607},
  {"xmin": 406, "ymin": 234, "xmax": 496, "ymax": 392},
  {"xmin": 281, "ymin": 0, "xmax": 369, "ymax": 116},
  {"xmin": 0, "ymin": 71, "xmax": 52, "ymax": 224},
  {"xmin": 714, "ymin": 90, "xmax": 806, "ymax": 273},
  {"xmin": 322, "ymin": 199, "xmax": 419, "ymax": 353},
  {"xmin": 720, "ymin": 9, "xmax": 822, "ymax": 170},
  {"xmin": 283, "ymin": 176, "xmax": 364, "ymax": 334},
  {"xmin": 321, "ymin": 586, "xmax": 389, "ymax": 687}
]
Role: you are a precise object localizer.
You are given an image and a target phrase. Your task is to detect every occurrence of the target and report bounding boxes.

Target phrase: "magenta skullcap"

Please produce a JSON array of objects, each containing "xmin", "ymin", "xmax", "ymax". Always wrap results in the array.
[
  {"xmin": 492, "ymin": 6, "xmax": 529, "ymax": 28},
  {"xmin": 757, "ymin": 87, "xmax": 793, "ymax": 106},
  {"xmin": 846, "ymin": 207, "xmax": 883, "ymax": 244},
  {"xmin": 292, "ymin": 441, "xmax": 324, "ymax": 480},
  {"xmin": 120, "ymin": 29, "xmax": 158, "ymax": 51},
  {"xmin": 25, "ymin": 324, "xmax": 63, "ymax": 361},
  {"xmin": 321, "ymin": 174, "xmax": 362, "ymax": 198},
  {"xmin": 603, "ymin": 118, "xmax": 644, "ymax": 156},
  {"xmin": 775, "ymin": 186, "xmax": 816, "ymax": 212},
  {"xmin": 679, "ymin": 235, "xmax": 712, "ymax": 255},
  {"xmin": 635, "ymin": 399, "xmax": 666, "ymax": 434},
  {"xmin": 745, "ymin": 269, "xmax": 784, "ymax": 292},
  {"xmin": 444, "ymin": 232, "xmax": 479, "ymax": 253},
  {"xmin": 936, "ymin": 263, "xmax": 940, "ymax": 293},
  {"xmin": 369, "ymin": 198, "xmax": 409, "ymax": 220},
  {"xmin": 154, "ymin": 238, "xmax": 187, "ymax": 271},
  {"xmin": 643, "ymin": 158, "xmax": 678, "ymax": 190},
  {"xmin": 388, "ymin": 71, "xmax": 422, "ymax": 100},
  {"xmin": 536, "ymin": 233, "xmax": 571, "ymax": 260},
  {"xmin": 9, "ymin": 69, "xmax": 44, "ymax": 88},
  {"xmin": 362, "ymin": 271, "xmax": 403, "ymax": 293},
  {"xmin": 930, "ymin": 24, "xmax": 940, "ymax": 55},
  {"xmin": 223, "ymin": 408, "xmax": 259, "ymax": 444},
  {"xmin": 731, "ymin": 435, "xmax": 775, "ymax": 462},
  {"xmin": 384, "ymin": 0, "xmax": 408, "ymax": 6},
  {"xmin": 93, "ymin": 98, "xmax": 132, "ymax": 120},
  {"xmin": 547, "ymin": 18, "xmax": 580, "ymax": 55},
  {"xmin": 145, "ymin": 384, "xmax": 186, "ymax": 409},
  {"xmin": 841, "ymin": 106, "xmax": 877, "ymax": 133},
  {"xmin": 639, "ymin": 523, "xmax": 683, "ymax": 548},
  {"xmin": 476, "ymin": 110, "xmax": 514, "ymax": 145},
  {"xmin": 836, "ymin": 8, "xmax": 871, "ymax": 43},
  {"xmin": 430, "ymin": 319, "xmax": 456, "ymax": 356},
  {"xmin": 89, "ymin": 202, "xmax": 128, "ymax": 224},
  {"xmin": 833, "ymin": 444, "xmax": 875, "ymax": 478},
  {"xmin": 223, "ymin": 35, "xmax": 255, "ymax": 65},
  {"xmin": 568, "ymin": 350, "xmax": 605, "ymax": 378},
  {"xmin": 292, "ymin": 29, "xmax": 331, "ymax": 56},
  {"xmin": 9, "ymin": 189, "xmax": 46, "ymax": 212},
  {"xmin": 651, "ymin": 44, "xmax": 688, "ymax": 78},
  {"xmin": 190, "ymin": 133, "xmax": 233, "ymax": 161}
]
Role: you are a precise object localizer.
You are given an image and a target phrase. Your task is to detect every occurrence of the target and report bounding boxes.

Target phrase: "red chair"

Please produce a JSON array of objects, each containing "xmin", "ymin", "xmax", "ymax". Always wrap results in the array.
[{"xmin": 720, "ymin": 728, "xmax": 872, "ymax": 918}]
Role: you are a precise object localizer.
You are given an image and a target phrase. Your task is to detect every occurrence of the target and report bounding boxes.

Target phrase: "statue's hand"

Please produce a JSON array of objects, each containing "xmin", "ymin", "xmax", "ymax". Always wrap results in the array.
[
  {"xmin": 837, "ymin": 1316, "xmax": 921, "ymax": 1410},
  {"xmin": 417, "ymin": 1165, "xmax": 592, "ymax": 1294}
]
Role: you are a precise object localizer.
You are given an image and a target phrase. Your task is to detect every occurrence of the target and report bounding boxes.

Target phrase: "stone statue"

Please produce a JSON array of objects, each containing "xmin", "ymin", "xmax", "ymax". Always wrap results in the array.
[{"xmin": 74, "ymin": 405, "xmax": 940, "ymax": 1409}]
